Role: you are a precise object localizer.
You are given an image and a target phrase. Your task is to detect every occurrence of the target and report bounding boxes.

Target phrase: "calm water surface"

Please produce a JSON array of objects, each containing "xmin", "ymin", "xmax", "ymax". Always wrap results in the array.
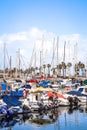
[{"xmin": 1, "ymin": 106, "xmax": 87, "ymax": 130}]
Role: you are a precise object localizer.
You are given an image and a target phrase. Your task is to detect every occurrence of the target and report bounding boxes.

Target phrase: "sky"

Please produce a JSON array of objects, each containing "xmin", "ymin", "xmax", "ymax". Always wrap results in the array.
[{"xmin": 0, "ymin": 0, "xmax": 87, "ymax": 70}]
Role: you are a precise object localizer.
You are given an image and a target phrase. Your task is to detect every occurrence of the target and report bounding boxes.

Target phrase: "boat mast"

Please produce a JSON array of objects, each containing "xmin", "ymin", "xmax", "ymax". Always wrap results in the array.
[
  {"xmin": 34, "ymin": 43, "xmax": 36, "ymax": 75},
  {"xmin": 57, "ymin": 36, "xmax": 59, "ymax": 64},
  {"xmin": 9, "ymin": 56, "xmax": 12, "ymax": 77},
  {"xmin": 18, "ymin": 48, "xmax": 21, "ymax": 77},
  {"xmin": 16, "ymin": 50, "xmax": 18, "ymax": 78},
  {"xmin": 9, "ymin": 56, "xmax": 12, "ymax": 70},
  {"xmin": 34, "ymin": 43, "xmax": 36, "ymax": 70},
  {"xmin": 67, "ymin": 40, "xmax": 71, "ymax": 77},
  {"xmin": 40, "ymin": 35, "xmax": 44, "ymax": 75},
  {"xmin": 4, "ymin": 43, "xmax": 6, "ymax": 79},
  {"xmin": 40, "ymin": 51, "xmax": 42, "ymax": 75},
  {"xmin": 57, "ymin": 36, "xmax": 59, "ymax": 76},
  {"xmin": 63, "ymin": 41, "xmax": 66, "ymax": 63},
  {"xmin": 52, "ymin": 38, "xmax": 55, "ymax": 68},
  {"xmin": 63, "ymin": 41, "xmax": 66, "ymax": 77},
  {"xmin": 15, "ymin": 49, "xmax": 20, "ymax": 78},
  {"xmin": 86, "ymin": 55, "xmax": 87, "ymax": 78},
  {"xmin": 73, "ymin": 43, "xmax": 78, "ymax": 76},
  {"xmin": 41, "ymin": 35, "xmax": 44, "ymax": 74}
]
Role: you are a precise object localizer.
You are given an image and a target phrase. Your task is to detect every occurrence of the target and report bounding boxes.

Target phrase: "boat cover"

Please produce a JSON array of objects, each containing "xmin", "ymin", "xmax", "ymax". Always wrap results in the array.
[
  {"xmin": 67, "ymin": 90, "xmax": 87, "ymax": 97},
  {"xmin": 3, "ymin": 95, "xmax": 22, "ymax": 106}
]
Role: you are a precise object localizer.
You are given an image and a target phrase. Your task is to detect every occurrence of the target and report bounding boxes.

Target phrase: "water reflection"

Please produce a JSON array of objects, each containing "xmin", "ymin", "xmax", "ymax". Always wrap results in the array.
[
  {"xmin": 79, "ymin": 105, "xmax": 87, "ymax": 113},
  {"xmin": 0, "ymin": 117, "xmax": 18, "ymax": 129},
  {"xmin": 29, "ymin": 108, "xmax": 60, "ymax": 125},
  {"xmin": 0, "ymin": 113, "xmax": 32, "ymax": 130},
  {"xmin": 1, "ymin": 106, "xmax": 87, "ymax": 130}
]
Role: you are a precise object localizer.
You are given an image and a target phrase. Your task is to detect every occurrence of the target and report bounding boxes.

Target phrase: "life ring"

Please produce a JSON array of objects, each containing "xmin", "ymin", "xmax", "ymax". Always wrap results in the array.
[{"xmin": 6, "ymin": 85, "xmax": 12, "ymax": 91}]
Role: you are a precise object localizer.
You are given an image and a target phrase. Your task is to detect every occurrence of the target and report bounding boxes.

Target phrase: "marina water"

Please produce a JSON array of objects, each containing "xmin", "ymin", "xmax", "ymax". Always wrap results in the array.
[{"xmin": 1, "ymin": 106, "xmax": 87, "ymax": 130}]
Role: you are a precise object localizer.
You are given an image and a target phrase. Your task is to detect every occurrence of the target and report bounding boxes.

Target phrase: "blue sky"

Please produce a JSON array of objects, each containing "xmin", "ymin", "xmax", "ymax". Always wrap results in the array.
[
  {"xmin": 0, "ymin": 0, "xmax": 87, "ymax": 35},
  {"xmin": 0, "ymin": 0, "xmax": 87, "ymax": 70}
]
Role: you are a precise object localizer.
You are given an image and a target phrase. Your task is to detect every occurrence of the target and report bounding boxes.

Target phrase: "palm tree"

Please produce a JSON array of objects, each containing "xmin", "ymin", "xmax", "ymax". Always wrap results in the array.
[
  {"xmin": 47, "ymin": 64, "xmax": 51, "ymax": 75},
  {"xmin": 28, "ymin": 68, "xmax": 31, "ymax": 74},
  {"xmin": 5, "ymin": 68, "xmax": 8, "ymax": 73},
  {"xmin": 13, "ymin": 67, "xmax": 16, "ymax": 77},
  {"xmin": 39, "ymin": 66, "xmax": 42, "ymax": 75},
  {"xmin": 43, "ymin": 64, "xmax": 46, "ymax": 75},
  {"xmin": 74, "ymin": 64, "xmax": 79, "ymax": 77},
  {"xmin": 30, "ymin": 67, "xmax": 35, "ymax": 75},
  {"xmin": 67, "ymin": 62, "xmax": 72, "ymax": 77},
  {"xmin": 56, "ymin": 65, "xmax": 59, "ymax": 76},
  {"xmin": 51, "ymin": 67, "xmax": 56, "ymax": 75},
  {"xmin": 61, "ymin": 62, "xmax": 66, "ymax": 77},
  {"xmin": 35, "ymin": 67, "xmax": 38, "ymax": 75},
  {"xmin": 58, "ymin": 64, "xmax": 62, "ymax": 77},
  {"xmin": 80, "ymin": 63, "xmax": 85, "ymax": 77},
  {"xmin": 78, "ymin": 61, "xmax": 85, "ymax": 77},
  {"xmin": 10, "ymin": 67, "xmax": 16, "ymax": 78}
]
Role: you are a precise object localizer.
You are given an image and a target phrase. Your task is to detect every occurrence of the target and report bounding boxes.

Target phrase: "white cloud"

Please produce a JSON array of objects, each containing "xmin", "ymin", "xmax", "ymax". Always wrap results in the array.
[
  {"xmin": 0, "ymin": 27, "xmax": 86, "ymax": 70},
  {"xmin": 60, "ymin": 34, "xmax": 80, "ymax": 42}
]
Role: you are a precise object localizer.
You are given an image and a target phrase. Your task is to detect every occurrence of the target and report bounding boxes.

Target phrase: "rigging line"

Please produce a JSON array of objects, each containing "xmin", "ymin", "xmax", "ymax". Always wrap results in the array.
[
  {"xmin": 29, "ymin": 43, "xmax": 36, "ymax": 68},
  {"xmin": 25, "ymin": 43, "xmax": 36, "ymax": 76},
  {"xmin": 21, "ymin": 55, "xmax": 29, "ymax": 60},
  {"xmin": 20, "ymin": 55, "xmax": 30, "ymax": 67},
  {"xmin": 20, "ymin": 54, "xmax": 27, "ymax": 69}
]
